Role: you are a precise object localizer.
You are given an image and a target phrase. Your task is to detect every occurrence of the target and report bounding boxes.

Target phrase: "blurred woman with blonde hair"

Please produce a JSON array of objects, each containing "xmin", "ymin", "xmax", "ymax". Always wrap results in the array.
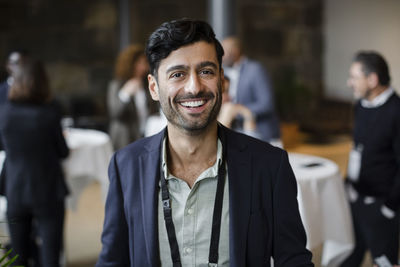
[{"xmin": 107, "ymin": 44, "xmax": 158, "ymax": 150}]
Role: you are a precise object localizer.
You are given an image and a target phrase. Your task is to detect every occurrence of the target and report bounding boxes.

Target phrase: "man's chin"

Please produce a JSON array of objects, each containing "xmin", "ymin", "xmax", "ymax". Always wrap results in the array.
[
  {"xmin": 353, "ymin": 92, "xmax": 363, "ymax": 100},
  {"xmin": 175, "ymin": 118, "xmax": 217, "ymax": 136}
]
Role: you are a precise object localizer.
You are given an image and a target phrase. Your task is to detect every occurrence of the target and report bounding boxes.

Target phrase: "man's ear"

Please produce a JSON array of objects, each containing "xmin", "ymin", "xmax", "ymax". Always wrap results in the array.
[
  {"xmin": 148, "ymin": 74, "xmax": 160, "ymax": 101},
  {"xmin": 367, "ymin": 72, "xmax": 379, "ymax": 88}
]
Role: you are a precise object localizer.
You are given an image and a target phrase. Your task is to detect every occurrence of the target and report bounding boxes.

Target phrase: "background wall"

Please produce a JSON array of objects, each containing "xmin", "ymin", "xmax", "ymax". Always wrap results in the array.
[
  {"xmin": 0, "ymin": 0, "xmax": 323, "ymax": 125},
  {"xmin": 0, "ymin": 0, "xmax": 119, "ymax": 123},
  {"xmin": 323, "ymin": 0, "xmax": 400, "ymax": 101}
]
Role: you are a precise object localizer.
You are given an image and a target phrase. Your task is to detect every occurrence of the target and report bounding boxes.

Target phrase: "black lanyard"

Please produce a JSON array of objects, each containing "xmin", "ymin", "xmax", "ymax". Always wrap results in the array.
[{"xmin": 160, "ymin": 129, "xmax": 227, "ymax": 267}]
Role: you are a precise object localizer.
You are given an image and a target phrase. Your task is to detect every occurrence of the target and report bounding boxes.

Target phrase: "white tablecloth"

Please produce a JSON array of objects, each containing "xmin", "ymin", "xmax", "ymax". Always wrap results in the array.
[
  {"xmin": 63, "ymin": 128, "xmax": 113, "ymax": 210},
  {"xmin": 289, "ymin": 152, "xmax": 354, "ymax": 267}
]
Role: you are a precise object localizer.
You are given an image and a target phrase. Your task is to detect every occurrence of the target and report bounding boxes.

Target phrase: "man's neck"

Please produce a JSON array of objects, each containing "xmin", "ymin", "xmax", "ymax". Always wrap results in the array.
[
  {"xmin": 166, "ymin": 123, "xmax": 219, "ymax": 187},
  {"xmin": 366, "ymin": 85, "xmax": 389, "ymax": 101}
]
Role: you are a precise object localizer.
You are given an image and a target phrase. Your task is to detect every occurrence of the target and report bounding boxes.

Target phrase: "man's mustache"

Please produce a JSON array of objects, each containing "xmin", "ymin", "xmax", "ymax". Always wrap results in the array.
[{"xmin": 174, "ymin": 92, "xmax": 215, "ymax": 102}]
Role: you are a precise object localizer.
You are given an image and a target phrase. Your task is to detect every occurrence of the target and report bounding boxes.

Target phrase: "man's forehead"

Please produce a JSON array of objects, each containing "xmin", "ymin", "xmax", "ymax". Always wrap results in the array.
[
  {"xmin": 350, "ymin": 62, "xmax": 363, "ymax": 73},
  {"xmin": 354, "ymin": 62, "xmax": 371, "ymax": 77},
  {"xmin": 158, "ymin": 41, "xmax": 218, "ymax": 72}
]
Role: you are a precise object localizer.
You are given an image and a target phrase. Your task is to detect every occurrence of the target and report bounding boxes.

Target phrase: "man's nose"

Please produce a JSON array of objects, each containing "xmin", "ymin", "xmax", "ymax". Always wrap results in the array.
[{"xmin": 185, "ymin": 73, "xmax": 202, "ymax": 94}]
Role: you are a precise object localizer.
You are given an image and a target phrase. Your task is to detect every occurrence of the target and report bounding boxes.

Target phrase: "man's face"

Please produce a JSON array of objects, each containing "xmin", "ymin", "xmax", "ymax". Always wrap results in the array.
[
  {"xmin": 347, "ymin": 62, "xmax": 372, "ymax": 99},
  {"xmin": 148, "ymin": 41, "xmax": 223, "ymax": 134}
]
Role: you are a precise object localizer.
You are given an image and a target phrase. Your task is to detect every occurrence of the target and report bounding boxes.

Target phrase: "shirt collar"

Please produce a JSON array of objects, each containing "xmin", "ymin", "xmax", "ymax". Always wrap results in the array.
[
  {"xmin": 361, "ymin": 87, "xmax": 394, "ymax": 108},
  {"xmin": 161, "ymin": 137, "xmax": 222, "ymax": 181}
]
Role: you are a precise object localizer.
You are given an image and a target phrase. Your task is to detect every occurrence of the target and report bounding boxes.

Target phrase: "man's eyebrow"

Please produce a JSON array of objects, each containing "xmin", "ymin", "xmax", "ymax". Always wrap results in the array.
[
  {"xmin": 197, "ymin": 61, "xmax": 218, "ymax": 70},
  {"xmin": 166, "ymin": 65, "xmax": 189, "ymax": 74}
]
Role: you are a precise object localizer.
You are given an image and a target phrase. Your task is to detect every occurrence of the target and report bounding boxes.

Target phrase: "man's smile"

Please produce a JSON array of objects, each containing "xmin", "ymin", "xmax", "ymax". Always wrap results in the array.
[{"xmin": 178, "ymin": 99, "xmax": 206, "ymax": 108}]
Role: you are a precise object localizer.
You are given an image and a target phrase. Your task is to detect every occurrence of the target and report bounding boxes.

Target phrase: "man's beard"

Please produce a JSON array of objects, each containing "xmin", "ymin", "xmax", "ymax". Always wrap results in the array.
[{"xmin": 158, "ymin": 82, "xmax": 222, "ymax": 134}]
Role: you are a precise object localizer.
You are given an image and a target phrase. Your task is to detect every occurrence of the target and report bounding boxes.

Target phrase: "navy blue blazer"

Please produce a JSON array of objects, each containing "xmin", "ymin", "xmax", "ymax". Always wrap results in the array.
[
  {"xmin": 236, "ymin": 59, "xmax": 281, "ymax": 142},
  {"xmin": 97, "ymin": 125, "xmax": 313, "ymax": 267},
  {"xmin": 0, "ymin": 101, "xmax": 69, "ymax": 208}
]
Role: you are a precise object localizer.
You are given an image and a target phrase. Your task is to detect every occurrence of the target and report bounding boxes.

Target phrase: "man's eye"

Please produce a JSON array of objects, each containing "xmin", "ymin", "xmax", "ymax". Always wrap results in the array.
[
  {"xmin": 171, "ymin": 72, "xmax": 184, "ymax": 79},
  {"xmin": 200, "ymin": 69, "xmax": 214, "ymax": 75}
]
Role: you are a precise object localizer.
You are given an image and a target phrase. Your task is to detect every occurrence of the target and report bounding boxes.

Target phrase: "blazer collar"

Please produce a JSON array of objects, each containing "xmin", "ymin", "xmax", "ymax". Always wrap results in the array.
[{"xmin": 140, "ymin": 128, "xmax": 166, "ymax": 266}]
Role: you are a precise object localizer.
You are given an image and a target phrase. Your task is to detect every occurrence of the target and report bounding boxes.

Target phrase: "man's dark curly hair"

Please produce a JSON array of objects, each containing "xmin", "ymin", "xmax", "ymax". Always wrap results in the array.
[{"xmin": 145, "ymin": 18, "xmax": 224, "ymax": 78}]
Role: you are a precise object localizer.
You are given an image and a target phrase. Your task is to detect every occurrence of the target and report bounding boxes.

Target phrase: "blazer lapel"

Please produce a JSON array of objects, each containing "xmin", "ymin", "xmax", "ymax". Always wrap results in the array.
[
  {"xmin": 139, "ymin": 129, "xmax": 166, "ymax": 266},
  {"xmin": 224, "ymin": 128, "xmax": 252, "ymax": 267}
]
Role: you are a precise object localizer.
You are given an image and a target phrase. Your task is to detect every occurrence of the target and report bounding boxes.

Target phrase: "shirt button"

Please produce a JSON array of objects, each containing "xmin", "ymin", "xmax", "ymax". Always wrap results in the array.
[
  {"xmin": 185, "ymin": 247, "xmax": 192, "ymax": 254},
  {"xmin": 187, "ymin": 208, "xmax": 194, "ymax": 215}
]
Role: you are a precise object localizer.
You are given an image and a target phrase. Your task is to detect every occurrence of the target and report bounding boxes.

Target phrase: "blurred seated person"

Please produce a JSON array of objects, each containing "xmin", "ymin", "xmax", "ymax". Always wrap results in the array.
[
  {"xmin": 0, "ymin": 58, "xmax": 69, "ymax": 267},
  {"xmin": 107, "ymin": 44, "xmax": 158, "ymax": 150}
]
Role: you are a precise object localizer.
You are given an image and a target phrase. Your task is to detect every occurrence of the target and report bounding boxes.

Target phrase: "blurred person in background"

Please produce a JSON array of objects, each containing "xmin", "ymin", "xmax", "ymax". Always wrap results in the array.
[
  {"xmin": 0, "ymin": 49, "xmax": 30, "ymax": 195},
  {"xmin": 221, "ymin": 36, "xmax": 281, "ymax": 144},
  {"xmin": 107, "ymin": 44, "xmax": 158, "ymax": 150},
  {"xmin": 0, "ymin": 49, "xmax": 41, "ymax": 266},
  {"xmin": 0, "ymin": 58, "xmax": 69, "ymax": 267},
  {"xmin": 342, "ymin": 51, "xmax": 400, "ymax": 267}
]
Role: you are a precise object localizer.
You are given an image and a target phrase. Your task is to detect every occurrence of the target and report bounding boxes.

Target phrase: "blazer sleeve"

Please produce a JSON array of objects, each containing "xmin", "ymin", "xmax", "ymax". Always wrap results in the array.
[
  {"xmin": 244, "ymin": 63, "xmax": 275, "ymax": 117},
  {"xmin": 96, "ymin": 153, "xmax": 130, "ymax": 267},
  {"xmin": 273, "ymin": 151, "xmax": 313, "ymax": 266}
]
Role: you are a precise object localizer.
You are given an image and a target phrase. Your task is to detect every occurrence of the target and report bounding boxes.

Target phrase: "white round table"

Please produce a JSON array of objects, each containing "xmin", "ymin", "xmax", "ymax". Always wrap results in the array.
[
  {"xmin": 63, "ymin": 128, "xmax": 113, "ymax": 210},
  {"xmin": 289, "ymin": 152, "xmax": 354, "ymax": 267}
]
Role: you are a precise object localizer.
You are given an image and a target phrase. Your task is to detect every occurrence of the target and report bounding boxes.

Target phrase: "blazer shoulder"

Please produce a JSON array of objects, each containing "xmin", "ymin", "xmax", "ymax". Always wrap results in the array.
[{"xmin": 114, "ymin": 129, "xmax": 164, "ymax": 162}]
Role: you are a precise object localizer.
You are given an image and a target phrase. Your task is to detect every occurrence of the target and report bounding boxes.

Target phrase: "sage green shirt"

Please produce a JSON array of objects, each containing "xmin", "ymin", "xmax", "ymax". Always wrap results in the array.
[{"xmin": 158, "ymin": 138, "xmax": 230, "ymax": 267}]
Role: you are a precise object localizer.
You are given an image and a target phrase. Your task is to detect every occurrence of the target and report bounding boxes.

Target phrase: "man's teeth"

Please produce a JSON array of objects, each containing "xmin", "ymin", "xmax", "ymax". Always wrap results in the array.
[{"xmin": 180, "ymin": 100, "xmax": 205, "ymax": 107}]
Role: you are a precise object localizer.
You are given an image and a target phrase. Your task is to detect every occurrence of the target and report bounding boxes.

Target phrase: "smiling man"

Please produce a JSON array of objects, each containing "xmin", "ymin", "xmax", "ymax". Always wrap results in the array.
[{"xmin": 96, "ymin": 18, "xmax": 313, "ymax": 267}]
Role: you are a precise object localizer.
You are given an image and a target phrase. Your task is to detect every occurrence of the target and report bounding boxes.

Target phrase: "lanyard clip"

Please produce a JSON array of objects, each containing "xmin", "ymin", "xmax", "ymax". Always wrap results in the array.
[{"xmin": 163, "ymin": 199, "xmax": 171, "ymax": 209}]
